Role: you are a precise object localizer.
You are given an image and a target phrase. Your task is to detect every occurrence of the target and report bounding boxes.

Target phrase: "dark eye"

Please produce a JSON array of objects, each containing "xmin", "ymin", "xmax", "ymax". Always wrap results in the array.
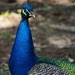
[{"xmin": 24, "ymin": 9, "xmax": 26, "ymax": 12}]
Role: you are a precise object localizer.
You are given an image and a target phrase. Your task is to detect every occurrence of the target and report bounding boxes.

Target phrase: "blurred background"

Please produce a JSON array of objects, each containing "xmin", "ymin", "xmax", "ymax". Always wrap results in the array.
[{"xmin": 0, "ymin": 0, "xmax": 75, "ymax": 75}]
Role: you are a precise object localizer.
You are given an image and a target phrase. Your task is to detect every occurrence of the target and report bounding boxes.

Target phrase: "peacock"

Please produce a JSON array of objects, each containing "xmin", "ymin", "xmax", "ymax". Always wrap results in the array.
[{"xmin": 9, "ymin": 1, "xmax": 75, "ymax": 75}]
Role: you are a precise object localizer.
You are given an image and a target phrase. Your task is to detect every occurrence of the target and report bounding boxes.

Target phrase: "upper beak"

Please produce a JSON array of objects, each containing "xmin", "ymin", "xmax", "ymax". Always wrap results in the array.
[{"xmin": 29, "ymin": 11, "xmax": 35, "ymax": 18}]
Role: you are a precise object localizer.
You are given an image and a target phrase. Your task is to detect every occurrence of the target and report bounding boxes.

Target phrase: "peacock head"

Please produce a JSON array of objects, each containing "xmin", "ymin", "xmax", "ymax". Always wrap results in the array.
[{"xmin": 21, "ymin": 4, "xmax": 35, "ymax": 19}]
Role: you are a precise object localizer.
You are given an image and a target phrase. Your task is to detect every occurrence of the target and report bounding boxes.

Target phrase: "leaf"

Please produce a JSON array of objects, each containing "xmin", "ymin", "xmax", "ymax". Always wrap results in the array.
[
  {"xmin": 1, "ymin": 11, "xmax": 10, "ymax": 17},
  {"xmin": 3, "ymin": 64, "xmax": 9, "ymax": 71},
  {"xmin": 17, "ymin": 9, "xmax": 21, "ymax": 14}
]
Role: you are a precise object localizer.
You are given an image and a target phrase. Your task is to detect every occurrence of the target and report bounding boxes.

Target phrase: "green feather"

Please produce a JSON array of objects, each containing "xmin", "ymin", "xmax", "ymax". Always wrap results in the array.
[{"xmin": 38, "ymin": 57, "xmax": 75, "ymax": 75}]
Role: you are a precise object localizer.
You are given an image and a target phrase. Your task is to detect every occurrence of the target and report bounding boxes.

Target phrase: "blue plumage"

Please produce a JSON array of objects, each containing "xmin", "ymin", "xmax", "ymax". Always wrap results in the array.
[
  {"xmin": 9, "ymin": 4, "xmax": 38, "ymax": 75},
  {"xmin": 22, "ymin": 4, "xmax": 33, "ymax": 11}
]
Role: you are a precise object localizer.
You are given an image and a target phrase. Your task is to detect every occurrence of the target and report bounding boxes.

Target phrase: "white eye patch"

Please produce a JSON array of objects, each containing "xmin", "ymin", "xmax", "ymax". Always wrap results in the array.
[{"xmin": 22, "ymin": 9, "xmax": 27, "ymax": 16}]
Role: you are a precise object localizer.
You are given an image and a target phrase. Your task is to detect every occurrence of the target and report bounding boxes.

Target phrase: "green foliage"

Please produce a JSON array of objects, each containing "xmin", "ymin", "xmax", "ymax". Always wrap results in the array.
[
  {"xmin": 17, "ymin": 9, "xmax": 21, "ymax": 14},
  {"xmin": 3, "ymin": 64, "xmax": 9, "ymax": 72},
  {"xmin": 0, "ymin": 11, "xmax": 10, "ymax": 17},
  {"xmin": 4, "ymin": 32, "xmax": 11, "ymax": 39}
]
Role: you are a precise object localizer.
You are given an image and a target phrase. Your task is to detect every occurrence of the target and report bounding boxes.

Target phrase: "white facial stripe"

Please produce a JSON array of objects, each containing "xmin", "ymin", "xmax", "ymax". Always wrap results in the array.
[
  {"xmin": 26, "ymin": 9, "xmax": 31, "ymax": 15},
  {"xmin": 22, "ymin": 9, "xmax": 35, "ymax": 18},
  {"xmin": 22, "ymin": 9, "xmax": 27, "ymax": 15}
]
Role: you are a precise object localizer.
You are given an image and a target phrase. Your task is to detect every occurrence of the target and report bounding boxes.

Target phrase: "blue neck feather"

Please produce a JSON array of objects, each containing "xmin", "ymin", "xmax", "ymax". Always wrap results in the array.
[{"xmin": 9, "ymin": 18, "xmax": 38, "ymax": 75}]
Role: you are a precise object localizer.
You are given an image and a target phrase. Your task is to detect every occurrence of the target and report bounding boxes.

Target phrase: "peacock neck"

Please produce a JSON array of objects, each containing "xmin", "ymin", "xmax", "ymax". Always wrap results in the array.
[
  {"xmin": 14, "ymin": 19, "xmax": 35, "ymax": 54},
  {"xmin": 10, "ymin": 18, "xmax": 38, "ymax": 75}
]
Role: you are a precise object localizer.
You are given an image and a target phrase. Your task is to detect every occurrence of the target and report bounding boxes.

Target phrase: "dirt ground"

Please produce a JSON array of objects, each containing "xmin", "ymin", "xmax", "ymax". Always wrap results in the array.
[{"xmin": 0, "ymin": 0, "xmax": 75, "ymax": 75}]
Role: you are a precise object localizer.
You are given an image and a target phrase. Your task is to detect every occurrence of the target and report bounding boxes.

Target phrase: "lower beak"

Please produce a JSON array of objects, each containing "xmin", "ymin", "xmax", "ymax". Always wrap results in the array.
[
  {"xmin": 32, "ymin": 14, "xmax": 35, "ymax": 18},
  {"xmin": 29, "ymin": 11, "xmax": 35, "ymax": 18}
]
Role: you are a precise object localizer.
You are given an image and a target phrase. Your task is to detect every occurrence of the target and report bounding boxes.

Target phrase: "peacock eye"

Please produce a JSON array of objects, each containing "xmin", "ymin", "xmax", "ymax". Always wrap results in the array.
[
  {"xmin": 22, "ymin": 9, "xmax": 27, "ymax": 15},
  {"xmin": 24, "ymin": 9, "xmax": 26, "ymax": 12}
]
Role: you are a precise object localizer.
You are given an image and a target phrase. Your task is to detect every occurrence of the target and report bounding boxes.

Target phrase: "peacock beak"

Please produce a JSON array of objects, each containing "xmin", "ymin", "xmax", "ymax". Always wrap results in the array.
[{"xmin": 29, "ymin": 11, "xmax": 35, "ymax": 18}]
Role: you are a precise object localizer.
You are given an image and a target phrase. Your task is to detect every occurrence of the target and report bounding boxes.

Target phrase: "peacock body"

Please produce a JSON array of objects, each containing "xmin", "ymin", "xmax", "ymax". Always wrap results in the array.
[
  {"xmin": 9, "ymin": 3, "xmax": 75, "ymax": 75},
  {"xmin": 28, "ymin": 63, "xmax": 69, "ymax": 75}
]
